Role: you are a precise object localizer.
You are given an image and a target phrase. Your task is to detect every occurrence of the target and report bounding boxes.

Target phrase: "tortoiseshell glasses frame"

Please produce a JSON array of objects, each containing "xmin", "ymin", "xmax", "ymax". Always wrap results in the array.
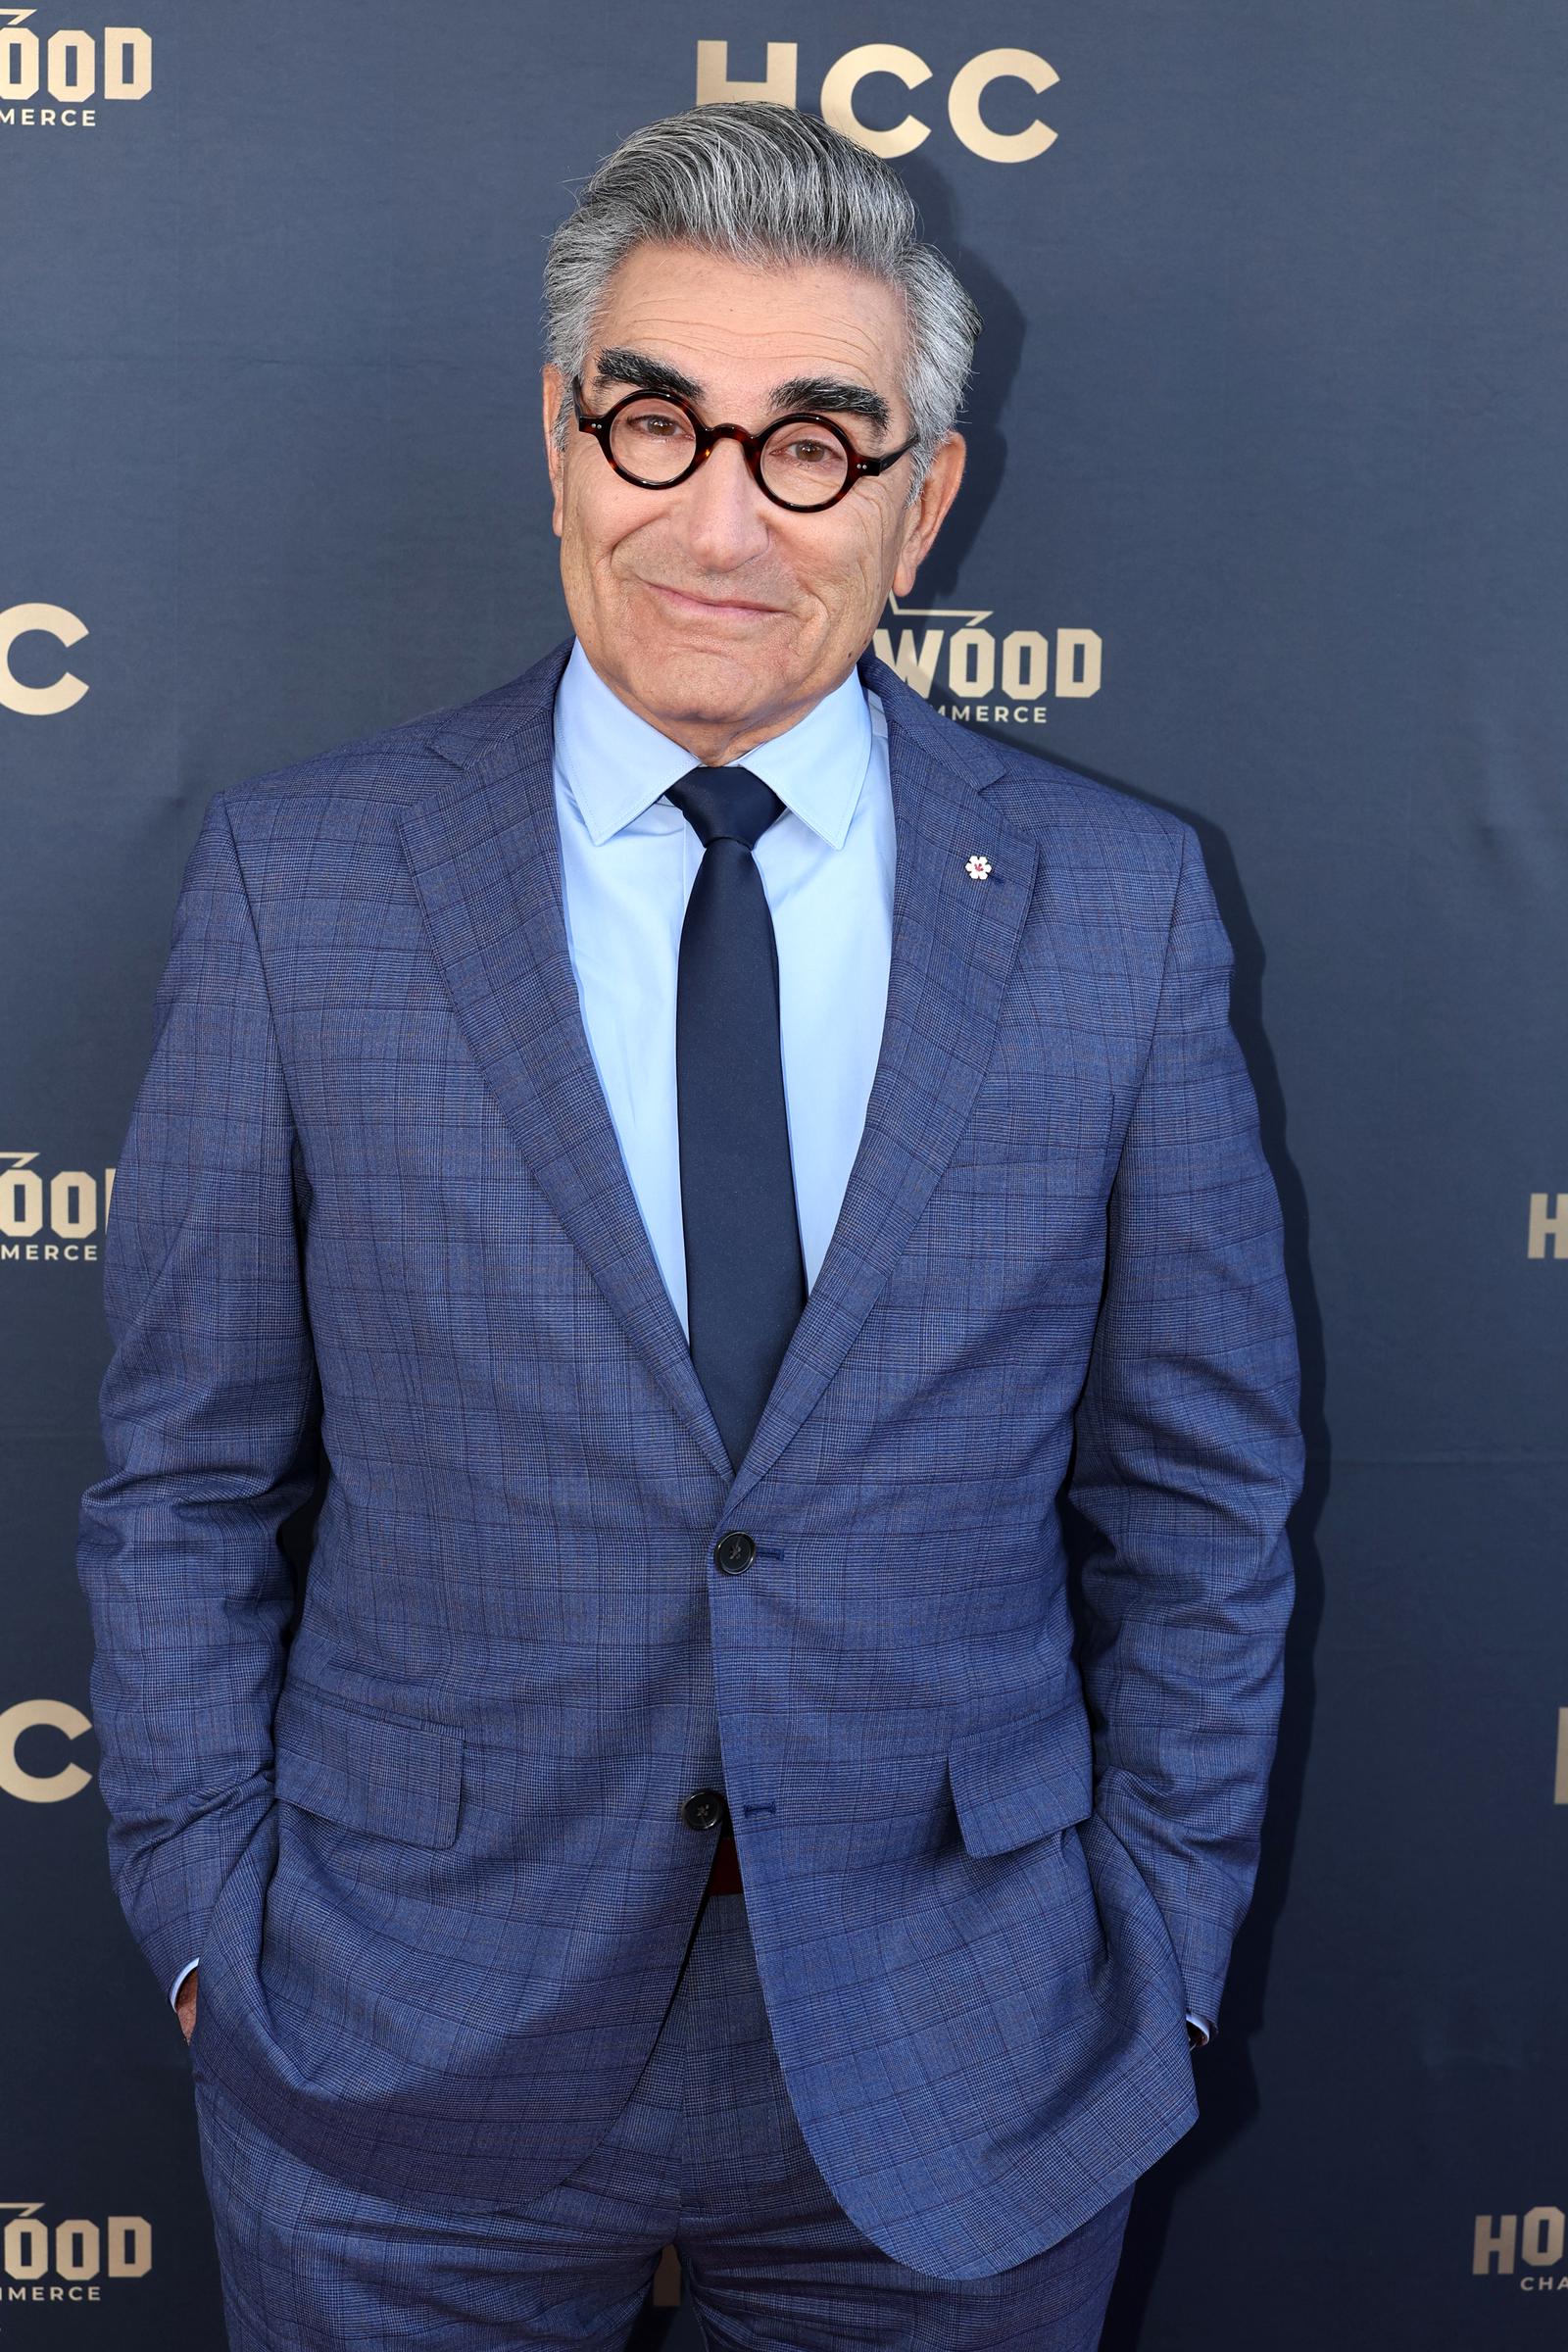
[{"xmin": 571, "ymin": 374, "xmax": 919, "ymax": 514}]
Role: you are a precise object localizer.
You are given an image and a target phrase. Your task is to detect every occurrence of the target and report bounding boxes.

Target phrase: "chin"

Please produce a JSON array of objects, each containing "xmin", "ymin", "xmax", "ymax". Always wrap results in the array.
[{"xmin": 627, "ymin": 639, "xmax": 773, "ymax": 715}]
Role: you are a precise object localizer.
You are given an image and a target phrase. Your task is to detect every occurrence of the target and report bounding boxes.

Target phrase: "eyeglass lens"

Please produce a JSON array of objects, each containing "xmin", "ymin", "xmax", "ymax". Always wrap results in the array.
[{"xmin": 607, "ymin": 395, "xmax": 851, "ymax": 506}]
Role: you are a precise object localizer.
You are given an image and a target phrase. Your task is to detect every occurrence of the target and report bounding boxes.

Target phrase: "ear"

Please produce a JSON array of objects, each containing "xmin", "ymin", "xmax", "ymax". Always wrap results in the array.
[
  {"xmin": 541, "ymin": 364, "xmax": 566, "ymax": 539},
  {"xmin": 891, "ymin": 432, "xmax": 966, "ymax": 600}
]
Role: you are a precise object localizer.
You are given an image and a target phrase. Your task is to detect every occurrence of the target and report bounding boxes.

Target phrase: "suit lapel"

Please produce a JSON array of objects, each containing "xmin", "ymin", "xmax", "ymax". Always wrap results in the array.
[
  {"xmin": 397, "ymin": 636, "xmax": 1040, "ymax": 1506},
  {"xmin": 396, "ymin": 638, "xmax": 734, "ymax": 1481},
  {"xmin": 725, "ymin": 655, "xmax": 1039, "ymax": 1504}
]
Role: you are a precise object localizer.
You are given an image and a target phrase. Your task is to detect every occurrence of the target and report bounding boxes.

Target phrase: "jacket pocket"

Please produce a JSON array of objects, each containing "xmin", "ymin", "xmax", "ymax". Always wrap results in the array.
[
  {"xmin": 271, "ymin": 1673, "xmax": 464, "ymax": 1850},
  {"xmin": 947, "ymin": 1690, "xmax": 1095, "ymax": 1857}
]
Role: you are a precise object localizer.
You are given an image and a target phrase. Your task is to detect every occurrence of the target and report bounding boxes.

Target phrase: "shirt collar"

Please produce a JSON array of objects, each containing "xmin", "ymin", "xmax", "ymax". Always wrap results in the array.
[{"xmin": 553, "ymin": 634, "xmax": 872, "ymax": 851}]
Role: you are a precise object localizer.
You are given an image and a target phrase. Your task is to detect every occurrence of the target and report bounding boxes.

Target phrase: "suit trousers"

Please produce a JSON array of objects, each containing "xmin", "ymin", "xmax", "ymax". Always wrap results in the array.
[{"xmin": 189, "ymin": 1874, "xmax": 1137, "ymax": 2350}]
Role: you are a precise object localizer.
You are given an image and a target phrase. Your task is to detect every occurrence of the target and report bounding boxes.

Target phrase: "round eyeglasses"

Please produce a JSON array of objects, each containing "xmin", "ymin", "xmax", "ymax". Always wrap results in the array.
[{"xmin": 571, "ymin": 375, "xmax": 918, "ymax": 513}]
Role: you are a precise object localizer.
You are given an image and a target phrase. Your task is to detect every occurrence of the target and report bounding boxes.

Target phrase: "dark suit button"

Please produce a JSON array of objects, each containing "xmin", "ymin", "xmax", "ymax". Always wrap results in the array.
[
  {"xmin": 713, "ymin": 1530, "xmax": 757, "ymax": 1575},
  {"xmin": 681, "ymin": 1788, "xmax": 728, "ymax": 1832}
]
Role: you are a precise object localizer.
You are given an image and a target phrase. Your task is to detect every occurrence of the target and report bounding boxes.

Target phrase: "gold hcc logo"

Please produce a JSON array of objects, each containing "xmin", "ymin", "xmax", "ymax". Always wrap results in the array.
[
  {"xmin": 0, "ymin": 1701, "xmax": 94, "ymax": 1804},
  {"xmin": 0, "ymin": 605, "xmax": 88, "ymax": 712},
  {"xmin": 1528, "ymin": 1192, "xmax": 1568, "ymax": 1258},
  {"xmin": 697, "ymin": 41, "xmax": 1058, "ymax": 163}
]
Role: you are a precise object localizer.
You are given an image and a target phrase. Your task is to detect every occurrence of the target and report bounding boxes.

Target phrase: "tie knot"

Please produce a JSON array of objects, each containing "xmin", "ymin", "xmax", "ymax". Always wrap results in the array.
[{"xmin": 663, "ymin": 764, "xmax": 786, "ymax": 855}]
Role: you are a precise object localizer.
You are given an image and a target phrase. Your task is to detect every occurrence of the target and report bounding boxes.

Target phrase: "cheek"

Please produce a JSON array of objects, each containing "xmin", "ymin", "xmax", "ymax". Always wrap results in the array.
[
  {"xmin": 561, "ymin": 502, "xmax": 639, "ymax": 594},
  {"xmin": 812, "ymin": 521, "xmax": 895, "ymax": 613},
  {"xmin": 563, "ymin": 457, "xmax": 638, "ymax": 553},
  {"xmin": 840, "ymin": 500, "xmax": 894, "ymax": 569}
]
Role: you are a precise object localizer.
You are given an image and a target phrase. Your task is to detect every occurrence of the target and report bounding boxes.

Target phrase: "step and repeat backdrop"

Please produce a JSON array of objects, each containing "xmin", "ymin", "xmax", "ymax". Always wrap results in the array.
[{"xmin": 5, "ymin": 4, "xmax": 1565, "ymax": 2344}]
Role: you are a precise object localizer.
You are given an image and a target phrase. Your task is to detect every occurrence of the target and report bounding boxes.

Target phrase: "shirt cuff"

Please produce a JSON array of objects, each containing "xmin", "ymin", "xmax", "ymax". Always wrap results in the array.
[
  {"xmin": 170, "ymin": 1956, "xmax": 200, "ymax": 2009},
  {"xmin": 1185, "ymin": 2012, "xmax": 1213, "ymax": 2045}
]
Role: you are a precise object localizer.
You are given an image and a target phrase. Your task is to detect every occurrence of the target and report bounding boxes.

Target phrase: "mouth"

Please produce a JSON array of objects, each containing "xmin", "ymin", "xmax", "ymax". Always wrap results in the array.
[{"xmin": 645, "ymin": 581, "xmax": 787, "ymax": 621}]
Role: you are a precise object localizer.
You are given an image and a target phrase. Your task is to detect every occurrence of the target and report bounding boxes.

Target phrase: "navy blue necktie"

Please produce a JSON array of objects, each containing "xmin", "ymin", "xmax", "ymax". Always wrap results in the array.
[{"xmin": 662, "ymin": 763, "xmax": 808, "ymax": 1474}]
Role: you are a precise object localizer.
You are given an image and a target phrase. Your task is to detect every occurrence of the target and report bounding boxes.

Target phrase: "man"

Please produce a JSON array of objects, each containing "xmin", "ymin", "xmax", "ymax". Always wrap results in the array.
[{"xmin": 77, "ymin": 100, "xmax": 1302, "ymax": 2349}]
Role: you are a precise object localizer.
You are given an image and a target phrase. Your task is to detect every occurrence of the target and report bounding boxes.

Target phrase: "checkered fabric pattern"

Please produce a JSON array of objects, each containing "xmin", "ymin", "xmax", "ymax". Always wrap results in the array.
[
  {"xmin": 189, "ymin": 1886, "xmax": 1137, "ymax": 2342},
  {"xmin": 76, "ymin": 634, "xmax": 1302, "ymax": 2280}
]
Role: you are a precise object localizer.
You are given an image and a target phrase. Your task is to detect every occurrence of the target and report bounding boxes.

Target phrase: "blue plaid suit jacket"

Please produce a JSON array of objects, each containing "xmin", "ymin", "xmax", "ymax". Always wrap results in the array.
[{"xmin": 76, "ymin": 633, "xmax": 1302, "ymax": 2280}]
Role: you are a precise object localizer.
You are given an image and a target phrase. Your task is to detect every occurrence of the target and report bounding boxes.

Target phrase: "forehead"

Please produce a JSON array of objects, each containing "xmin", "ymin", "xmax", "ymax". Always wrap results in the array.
[{"xmin": 587, "ymin": 241, "xmax": 907, "ymax": 407}]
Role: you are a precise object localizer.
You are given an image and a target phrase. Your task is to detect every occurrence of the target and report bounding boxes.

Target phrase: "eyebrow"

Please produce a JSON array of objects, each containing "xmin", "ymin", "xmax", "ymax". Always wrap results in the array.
[{"xmin": 589, "ymin": 345, "xmax": 892, "ymax": 441}]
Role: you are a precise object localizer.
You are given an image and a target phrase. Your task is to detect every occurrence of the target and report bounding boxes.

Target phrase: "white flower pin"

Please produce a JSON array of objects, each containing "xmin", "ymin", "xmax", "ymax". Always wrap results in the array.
[{"xmin": 964, "ymin": 854, "xmax": 993, "ymax": 881}]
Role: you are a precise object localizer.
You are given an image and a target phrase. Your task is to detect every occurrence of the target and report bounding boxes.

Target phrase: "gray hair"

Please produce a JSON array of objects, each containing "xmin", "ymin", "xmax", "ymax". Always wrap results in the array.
[{"xmin": 542, "ymin": 102, "xmax": 981, "ymax": 505}]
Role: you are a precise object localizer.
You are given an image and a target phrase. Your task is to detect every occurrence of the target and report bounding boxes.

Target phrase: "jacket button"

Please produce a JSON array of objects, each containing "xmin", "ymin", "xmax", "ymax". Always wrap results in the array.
[
  {"xmin": 682, "ymin": 1788, "xmax": 728, "ymax": 1832},
  {"xmin": 713, "ymin": 1530, "xmax": 757, "ymax": 1575}
]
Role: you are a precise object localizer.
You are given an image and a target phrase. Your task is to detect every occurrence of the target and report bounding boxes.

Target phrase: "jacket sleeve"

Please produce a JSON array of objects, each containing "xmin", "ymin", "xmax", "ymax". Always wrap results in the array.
[
  {"xmin": 1066, "ymin": 818, "xmax": 1303, "ymax": 2031},
  {"xmin": 76, "ymin": 790, "xmax": 320, "ymax": 2004}
]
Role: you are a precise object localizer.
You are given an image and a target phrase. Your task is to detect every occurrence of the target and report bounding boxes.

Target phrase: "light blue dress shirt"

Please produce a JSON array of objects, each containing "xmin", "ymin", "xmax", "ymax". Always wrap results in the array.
[
  {"xmin": 551, "ymin": 635, "xmax": 896, "ymax": 1331},
  {"xmin": 171, "ymin": 634, "xmax": 1212, "ymax": 2046}
]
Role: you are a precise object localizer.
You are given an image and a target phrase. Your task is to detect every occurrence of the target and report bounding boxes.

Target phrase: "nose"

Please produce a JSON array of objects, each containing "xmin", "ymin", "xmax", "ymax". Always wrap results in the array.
[{"xmin": 672, "ymin": 433, "xmax": 774, "ymax": 570}]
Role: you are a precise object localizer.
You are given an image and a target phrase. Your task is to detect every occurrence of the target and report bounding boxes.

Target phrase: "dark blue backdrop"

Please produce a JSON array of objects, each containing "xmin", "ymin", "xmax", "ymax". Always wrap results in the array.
[{"xmin": 6, "ymin": 4, "xmax": 1565, "ymax": 2341}]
